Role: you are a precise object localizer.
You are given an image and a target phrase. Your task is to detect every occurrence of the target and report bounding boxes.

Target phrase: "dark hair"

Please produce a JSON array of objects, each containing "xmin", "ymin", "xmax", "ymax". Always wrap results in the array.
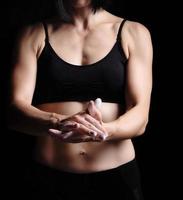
[{"xmin": 55, "ymin": 0, "xmax": 110, "ymax": 23}]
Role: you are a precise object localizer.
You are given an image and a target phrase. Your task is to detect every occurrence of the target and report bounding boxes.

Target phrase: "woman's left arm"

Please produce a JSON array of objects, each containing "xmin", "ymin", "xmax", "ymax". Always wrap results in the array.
[{"xmin": 104, "ymin": 22, "xmax": 153, "ymax": 141}]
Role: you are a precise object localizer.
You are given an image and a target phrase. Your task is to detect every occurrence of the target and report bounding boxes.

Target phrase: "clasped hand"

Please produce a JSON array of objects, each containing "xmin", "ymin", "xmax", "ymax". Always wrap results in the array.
[{"xmin": 48, "ymin": 99, "xmax": 108, "ymax": 143}]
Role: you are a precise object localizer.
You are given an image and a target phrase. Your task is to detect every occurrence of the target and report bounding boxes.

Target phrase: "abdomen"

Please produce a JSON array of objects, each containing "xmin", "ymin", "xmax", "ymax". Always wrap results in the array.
[{"xmin": 34, "ymin": 101, "xmax": 135, "ymax": 173}]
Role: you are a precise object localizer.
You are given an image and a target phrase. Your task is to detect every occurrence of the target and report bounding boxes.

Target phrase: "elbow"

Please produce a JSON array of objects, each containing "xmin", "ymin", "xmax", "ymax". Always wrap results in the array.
[{"xmin": 137, "ymin": 117, "xmax": 149, "ymax": 136}]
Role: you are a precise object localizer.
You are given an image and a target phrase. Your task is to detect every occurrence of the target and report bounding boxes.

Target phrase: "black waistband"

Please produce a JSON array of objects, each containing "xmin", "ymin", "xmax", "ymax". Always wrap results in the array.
[{"xmin": 28, "ymin": 158, "xmax": 137, "ymax": 179}]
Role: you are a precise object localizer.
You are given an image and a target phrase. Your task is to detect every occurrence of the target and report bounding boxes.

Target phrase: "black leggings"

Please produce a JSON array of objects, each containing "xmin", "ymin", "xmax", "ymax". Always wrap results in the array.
[{"xmin": 18, "ymin": 159, "xmax": 144, "ymax": 200}]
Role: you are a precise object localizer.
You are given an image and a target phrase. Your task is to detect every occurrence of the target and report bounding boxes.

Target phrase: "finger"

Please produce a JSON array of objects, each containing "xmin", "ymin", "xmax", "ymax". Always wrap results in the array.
[
  {"xmin": 59, "ymin": 121, "xmax": 78, "ymax": 128},
  {"xmin": 84, "ymin": 114, "xmax": 106, "ymax": 134},
  {"xmin": 58, "ymin": 122, "xmax": 79, "ymax": 132},
  {"xmin": 49, "ymin": 128, "xmax": 104, "ymax": 143},
  {"xmin": 48, "ymin": 129, "xmax": 65, "ymax": 141},
  {"xmin": 78, "ymin": 118, "xmax": 107, "ymax": 140},
  {"xmin": 76, "ymin": 123, "xmax": 98, "ymax": 138},
  {"xmin": 49, "ymin": 129, "xmax": 75, "ymax": 142},
  {"xmin": 49, "ymin": 129, "xmax": 62, "ymax": 135},
  {"xmin": 66, "ymin": 130, "xmax": 106, "ymax": 143},
  {"xmin": 92, "ymin": 102, "xmax": 102, "ymax": 122},
  {"xmin": 56, "ymin": 120, "xmax": 79, "ymax": 133},
  {"xmin": 53, "ymin": 119, "xmax": 97, "ymax": 139},
  {"xmin": 84, "ymin": 116, "xmax": 108, "ymax": 140},
  {"xmin": 59, "ymin": 131, "xmax": 94, "ymax": 143},
  {"xmin": 87, "ymin": 101, "xmax": 102, "ymax": 123},
  {"xmin": 95, "ymin": 98, "xmax": 102, "ymax": 109},
  {"xmin": 62, "ymin": 131, "xmax": 74, "ymax": 139}
]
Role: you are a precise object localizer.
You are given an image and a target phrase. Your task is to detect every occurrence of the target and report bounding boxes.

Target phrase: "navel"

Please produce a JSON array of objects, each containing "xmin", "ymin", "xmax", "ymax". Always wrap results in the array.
[{"xmin": 79, "ymin": 150, "xmax": 87, "ymax": 156}]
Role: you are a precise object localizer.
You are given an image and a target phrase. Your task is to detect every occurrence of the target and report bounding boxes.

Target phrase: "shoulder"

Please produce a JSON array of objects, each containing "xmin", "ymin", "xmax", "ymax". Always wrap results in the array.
[
  {"xmin": 121, "ymin": 21, "xmax": 153, "ymax": 64},
  {"xmin": 122, "ymin": 20, "xmax": 152, "ymax": 49},
  {"xmin": 15, "ymin": 22, "xmax": 45, "ymax": 50},
  {"xmin": 104, "ymin": 13, "xmax": 151, "ymax": 42}
]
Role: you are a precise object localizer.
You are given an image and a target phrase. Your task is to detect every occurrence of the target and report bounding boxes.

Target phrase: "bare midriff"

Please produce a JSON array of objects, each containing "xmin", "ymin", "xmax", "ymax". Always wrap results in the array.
[{"xmin": 34, "ymin": 101, "xmax": 135, "ymax": 173}]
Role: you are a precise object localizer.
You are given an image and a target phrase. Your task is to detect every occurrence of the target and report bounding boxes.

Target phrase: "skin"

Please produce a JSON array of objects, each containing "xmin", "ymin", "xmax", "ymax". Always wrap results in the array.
[{"xmin": 8, "ymin": 0, "xmax": 153, "ymax": 173}]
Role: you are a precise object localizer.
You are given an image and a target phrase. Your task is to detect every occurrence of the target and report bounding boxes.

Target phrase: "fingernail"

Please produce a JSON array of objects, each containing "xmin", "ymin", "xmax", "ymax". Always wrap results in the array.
[
  {"xmin": 89, "ymin": 131, "xmax": 97, "ymax": 137},
  {"xmin": 72, "ymin": 123, "xmax": 78, "ymax": 128},
  {"xmin": 95, "ymin": 98, "xmax": 102, "ymax": 108},
  {"xmin": 90, "ymin": 100, "xmax": 95, "ymax": 105},
  {"xmin": 99, "ymin": 134, "xmax": 107, "ymax": 140},
  {"xmin": 103, "ymin": 133, "xmax": 108, "ymax": 139},
  {"xmin": 98, "ymin": 135, "xmax": 104, "ymax": 140},
  {"xmin": 103, "ymin": 135, "xmax": 107, "ymax": 140}
]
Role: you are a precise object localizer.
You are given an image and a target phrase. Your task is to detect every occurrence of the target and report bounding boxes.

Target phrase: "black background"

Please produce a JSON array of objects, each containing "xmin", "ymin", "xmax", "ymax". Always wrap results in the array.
[{"xmin": 0, "ymin": 0, "xmax": 176, "ymax": 199}]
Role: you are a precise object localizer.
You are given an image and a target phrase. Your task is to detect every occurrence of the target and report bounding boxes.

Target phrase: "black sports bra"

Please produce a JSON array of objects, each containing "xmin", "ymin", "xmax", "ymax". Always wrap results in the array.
[{"xmin": 32, "ymin": 19, "xmax": 128, "ymax": 105}]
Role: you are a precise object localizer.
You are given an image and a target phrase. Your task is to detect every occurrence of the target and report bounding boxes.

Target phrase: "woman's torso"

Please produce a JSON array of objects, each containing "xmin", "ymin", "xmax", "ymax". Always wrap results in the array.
[{"xmin": 33, "ymin": 11, "xmax": 135, "ymax": 173}]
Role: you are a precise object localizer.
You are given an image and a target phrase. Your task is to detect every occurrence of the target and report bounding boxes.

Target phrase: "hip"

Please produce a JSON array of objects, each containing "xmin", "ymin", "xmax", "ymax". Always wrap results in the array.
[{"xmin": 22, "ymin": 157, "xmax": 144, "ymax": 200}]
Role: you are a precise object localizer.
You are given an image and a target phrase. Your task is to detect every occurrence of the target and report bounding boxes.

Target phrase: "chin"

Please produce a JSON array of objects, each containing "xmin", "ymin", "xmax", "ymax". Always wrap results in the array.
[{"xmin": 72, "ymin": 0, "xmax": 91, "ymax": 8}]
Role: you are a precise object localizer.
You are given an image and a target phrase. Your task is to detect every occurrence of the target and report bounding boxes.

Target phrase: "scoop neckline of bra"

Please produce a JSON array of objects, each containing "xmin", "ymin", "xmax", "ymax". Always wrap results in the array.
[{"xmin": 45, "ymin": 40, "xmax": 119, "ymax": 69}]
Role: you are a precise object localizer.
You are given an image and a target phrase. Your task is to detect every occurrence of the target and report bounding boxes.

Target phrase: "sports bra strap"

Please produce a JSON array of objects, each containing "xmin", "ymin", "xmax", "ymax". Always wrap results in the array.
[
  {"xmin": 42, "ymin": 22, "xmax": 49, "ymax": 42},
  {"xmin": 117, "ymin": 19, "xmax": 127, "ymax": 41}
]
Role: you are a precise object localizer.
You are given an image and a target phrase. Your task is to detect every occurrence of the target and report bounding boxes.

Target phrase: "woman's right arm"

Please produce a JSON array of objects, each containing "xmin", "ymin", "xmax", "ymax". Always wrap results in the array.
[
  {"xmin": 7, "ymin": 24, "xmax": 68, "ymax": 136},
  {"xmin": 7, "ymin": 24, "xmax": 106, "ymax": 139}
]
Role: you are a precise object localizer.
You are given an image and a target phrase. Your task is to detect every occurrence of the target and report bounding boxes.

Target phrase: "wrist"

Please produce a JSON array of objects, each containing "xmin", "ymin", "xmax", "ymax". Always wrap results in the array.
[{"xmin": 103, "ymin": 121, "xmax": 118, "ymax": 140}]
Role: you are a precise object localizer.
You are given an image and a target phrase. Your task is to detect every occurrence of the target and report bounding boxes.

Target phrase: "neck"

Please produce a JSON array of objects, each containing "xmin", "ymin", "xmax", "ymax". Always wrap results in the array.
[{"xmin": 71, "ymin": 5, "xmax": 102, "ymax": 30}]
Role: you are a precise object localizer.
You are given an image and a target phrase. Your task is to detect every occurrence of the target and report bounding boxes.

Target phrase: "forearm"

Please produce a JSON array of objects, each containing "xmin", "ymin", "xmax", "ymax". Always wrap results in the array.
[
  {"xmin": 7, "ymin": 100, "xmax": 68, "ymax": 136},
  {"xmin": 104, "ymin": 105, "xmax": 148, "ymax": 141}
]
